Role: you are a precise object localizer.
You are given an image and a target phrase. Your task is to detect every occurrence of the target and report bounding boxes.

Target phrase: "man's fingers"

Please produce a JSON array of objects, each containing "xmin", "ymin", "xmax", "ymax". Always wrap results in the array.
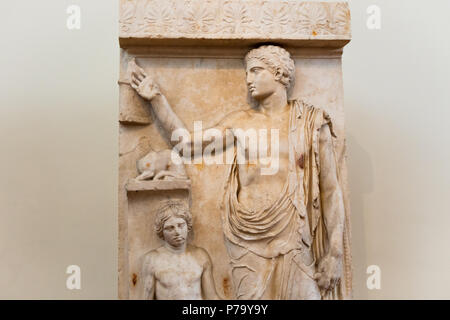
[
  {"xmin": 132, "ymin": 71, "xmax": 145, "ymax": 82},
  {"xmin": 131, "ymin": 74, "xmax": 141, "ymax": 83},
  {"xmin": 138, "ymin": 70, "xmax": 147, "ymax": 80},
  {"xmin": 314, "ymin": 272, "xmax": 330, "ymax": 289},
  {"xmin": 137, "ymin": 73, "xmax": 145, "ymax": 81},
  {"xmin": 130, "ymin": 76, "xmax": 138, "ymax": 87},
  {"xmin": 131, "ymin": 77, "xmax": 140, "ymax": 87},
  {"xmin": 331, "ymin": 277, "xmax": 339, "ymax": 289},
  {"xmin": 134, "ymin": 66, "xmax": 147, "ymax": 80},
  {"xmin": 319, "ymin": 278, "xmax": 330, "ymax": 289},
  {"xmin": 137, "ymin": 66, "xmax": 147, "ymax": 76}
]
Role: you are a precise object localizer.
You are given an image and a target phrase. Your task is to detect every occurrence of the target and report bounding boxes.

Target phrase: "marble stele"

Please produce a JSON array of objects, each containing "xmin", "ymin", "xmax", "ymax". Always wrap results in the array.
[{"xmin": 119, "ymin": 0, "xmax": 353, "ymax": 300}]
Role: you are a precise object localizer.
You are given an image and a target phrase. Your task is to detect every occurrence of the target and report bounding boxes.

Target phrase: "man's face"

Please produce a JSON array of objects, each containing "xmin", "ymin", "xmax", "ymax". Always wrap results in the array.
[
  {"xmin": 246, "ymin": 58, "xmax": 279, "ymax": 101},
  {"xmin": 162, "ymin": 216, "xmax": 188, "ymax": 248}
]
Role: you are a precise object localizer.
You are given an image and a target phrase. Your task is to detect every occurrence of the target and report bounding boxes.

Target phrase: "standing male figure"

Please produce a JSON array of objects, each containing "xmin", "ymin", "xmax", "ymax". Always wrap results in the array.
[{"xmin": 131, "ymin": 45, "xmax": 349, "ymax": 299}]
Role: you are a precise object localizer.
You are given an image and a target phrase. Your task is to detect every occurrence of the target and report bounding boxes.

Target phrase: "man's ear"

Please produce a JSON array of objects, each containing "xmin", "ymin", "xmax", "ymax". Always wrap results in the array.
[{"xmin": 274, "ymin": 67, "xmax": 283, "ymax": 82}]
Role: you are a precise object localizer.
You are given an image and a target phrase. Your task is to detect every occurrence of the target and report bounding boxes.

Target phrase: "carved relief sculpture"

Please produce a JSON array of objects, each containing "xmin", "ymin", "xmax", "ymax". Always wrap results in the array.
[
  {"xmin": 119, "ymin": 1, "xmax": 351, "ymax": 39},
  {"xmin": 136, "ymin": 149, "xmax": 187, "ymax": 181},
  {"xmin": 119, "ymin": 0, "xmax": 352, "ymax": 300},
  {"xmin": 130, "ymin": 45, "xmax": 348, "ymax": 299}
]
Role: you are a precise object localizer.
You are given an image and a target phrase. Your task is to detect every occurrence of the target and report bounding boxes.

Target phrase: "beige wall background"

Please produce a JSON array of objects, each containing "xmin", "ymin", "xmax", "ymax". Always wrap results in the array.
[{"xmin": 0, "ymin": 0, "xmax": 449, "ymax": 299}]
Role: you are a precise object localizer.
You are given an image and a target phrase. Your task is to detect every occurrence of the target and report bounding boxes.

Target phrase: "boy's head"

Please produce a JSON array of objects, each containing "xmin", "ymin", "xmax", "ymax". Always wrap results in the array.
[{"xmin": 155, "ymin": 201, "xmax": 192, "ymax": 248}]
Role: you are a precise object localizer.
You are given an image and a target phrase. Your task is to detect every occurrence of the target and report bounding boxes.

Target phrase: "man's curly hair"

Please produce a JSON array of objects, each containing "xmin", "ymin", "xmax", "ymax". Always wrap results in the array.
[
  {"xmin": 154, "ymin": 201, "xmax": 192, "ymax": 240},
  {"xmin": 245, "ymin": 45, "xmax": 295, "ymax": 90}
]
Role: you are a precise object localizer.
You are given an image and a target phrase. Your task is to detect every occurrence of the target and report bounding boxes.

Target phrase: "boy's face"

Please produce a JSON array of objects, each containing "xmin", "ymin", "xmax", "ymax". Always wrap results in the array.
[{"xmin": 163, "ymin": 216, "xmax": 188, "ymax": 248}]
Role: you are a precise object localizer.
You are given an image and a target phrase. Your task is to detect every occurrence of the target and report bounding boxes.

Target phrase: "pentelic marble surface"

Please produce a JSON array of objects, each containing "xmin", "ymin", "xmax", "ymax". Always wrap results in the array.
[{"xmin": 118, "ymin": 0, "xmax": 353, "ymax": 300}]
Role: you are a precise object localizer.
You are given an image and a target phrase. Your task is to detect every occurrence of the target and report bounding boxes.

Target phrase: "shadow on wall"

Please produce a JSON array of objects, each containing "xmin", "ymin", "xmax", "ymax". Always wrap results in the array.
[{"xmin": 347, "ymin": 132, "xmax": 374, "ymax": 300}]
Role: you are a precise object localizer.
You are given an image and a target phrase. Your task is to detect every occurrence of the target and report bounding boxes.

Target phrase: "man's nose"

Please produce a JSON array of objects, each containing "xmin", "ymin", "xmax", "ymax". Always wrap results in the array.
[{"xmin": 246, "ymin": 73, "xmax": 253, "ymax": 85}]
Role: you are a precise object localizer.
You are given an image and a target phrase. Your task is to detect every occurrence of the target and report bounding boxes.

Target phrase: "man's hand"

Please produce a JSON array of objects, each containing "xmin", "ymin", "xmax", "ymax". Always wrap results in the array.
[
  {"xmin": 314, "ymin": 253, "xmax": 342, "ymax": 296},
  {"xmin": 130, "ymin": 66, "xmax": 161, "ymax": 101}
]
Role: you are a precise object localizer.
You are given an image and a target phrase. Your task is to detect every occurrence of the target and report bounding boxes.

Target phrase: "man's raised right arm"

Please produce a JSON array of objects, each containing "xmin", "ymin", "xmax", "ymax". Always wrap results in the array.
[
  {"xmin": 131, "ymin": 66, "xmax": 187, "ymax": 135},
  {"xmin": 130, "ymin": 65, "xmax": 238, "ymax": 156}
]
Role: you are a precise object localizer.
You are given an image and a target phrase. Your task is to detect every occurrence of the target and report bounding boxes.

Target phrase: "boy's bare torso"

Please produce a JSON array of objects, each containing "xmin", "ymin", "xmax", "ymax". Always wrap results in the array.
[{"xmin": 144, "ymin": 245, "xmax": 207, "ymax": 300}]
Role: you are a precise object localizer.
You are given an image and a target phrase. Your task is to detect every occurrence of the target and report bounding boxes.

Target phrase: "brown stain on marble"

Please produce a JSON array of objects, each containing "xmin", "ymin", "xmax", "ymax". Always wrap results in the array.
[
  {"xmin": 132, "ymin": 273, "xmax": 137, "ymax": 286},
  {"xmin": 194, "ymin": 162, "xmax": 204, "ymax": 171},
  {"xmin": 298, "ymin": 153, "xmax": 305, "ymax": 169},
  {"xmin": 246, "ymin": 162, "xmax": 256, "ymax": 169},
  {"xmin": 222, "ymin": 277, "xmax": 231, "ymax": 297}
]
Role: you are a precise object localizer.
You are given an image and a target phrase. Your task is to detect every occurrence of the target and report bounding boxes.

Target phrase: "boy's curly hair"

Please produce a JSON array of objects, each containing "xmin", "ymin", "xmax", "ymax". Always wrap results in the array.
[{"xmin": 154, "ymin": 201, "xmax": 192, "ymax": 240}]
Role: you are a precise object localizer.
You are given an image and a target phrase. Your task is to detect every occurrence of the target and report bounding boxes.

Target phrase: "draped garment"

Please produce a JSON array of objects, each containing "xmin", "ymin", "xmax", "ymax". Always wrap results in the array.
[{"xmin": 221, "ymin": 99, "xmax": 333, "ymax": 299}]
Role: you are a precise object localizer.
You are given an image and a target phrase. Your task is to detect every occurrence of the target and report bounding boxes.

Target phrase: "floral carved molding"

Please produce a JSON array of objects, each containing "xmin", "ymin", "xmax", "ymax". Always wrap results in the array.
[{"xmin": 119, "ymin": 0, "xmax": 351, "ymax": 41}]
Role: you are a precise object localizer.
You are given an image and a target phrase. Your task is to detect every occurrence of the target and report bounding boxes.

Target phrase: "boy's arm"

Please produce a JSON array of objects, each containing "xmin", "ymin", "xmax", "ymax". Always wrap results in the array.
[
  {"xmin": 200, "ymin": 250, "xmax": 221, "ymax": 300},
  {"xmin": 141, "ymin": 255, "xmax": 156, "ymax": 300}
]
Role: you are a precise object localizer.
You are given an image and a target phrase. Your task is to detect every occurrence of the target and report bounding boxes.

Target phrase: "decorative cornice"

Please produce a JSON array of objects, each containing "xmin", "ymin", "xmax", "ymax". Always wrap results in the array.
[{"xmin": 119, "ymin": 0, "xmax": 351, "ymax": 47}]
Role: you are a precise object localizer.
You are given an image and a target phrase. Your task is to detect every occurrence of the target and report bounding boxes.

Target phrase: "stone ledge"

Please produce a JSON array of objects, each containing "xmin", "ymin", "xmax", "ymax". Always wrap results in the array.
[
  {"xmin": 119, "ymin": 0, "xmax": 351, "ymax": 48},
  {"xmin": 126, "ymin": 179, "xmax": 191, "ymax": 191}
]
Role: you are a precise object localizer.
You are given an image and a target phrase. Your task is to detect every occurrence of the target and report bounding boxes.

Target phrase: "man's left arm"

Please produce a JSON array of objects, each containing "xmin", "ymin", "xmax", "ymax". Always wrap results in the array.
[{"xmin": 314, "ymin": 123, "xmax": 345, "ymax": 293}]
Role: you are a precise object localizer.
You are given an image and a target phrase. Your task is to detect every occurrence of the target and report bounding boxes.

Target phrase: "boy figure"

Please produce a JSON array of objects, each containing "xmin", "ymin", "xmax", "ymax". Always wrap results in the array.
[{"xmin": 141, "ymin": 201, "xmax": 220, "ymax": 300}]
